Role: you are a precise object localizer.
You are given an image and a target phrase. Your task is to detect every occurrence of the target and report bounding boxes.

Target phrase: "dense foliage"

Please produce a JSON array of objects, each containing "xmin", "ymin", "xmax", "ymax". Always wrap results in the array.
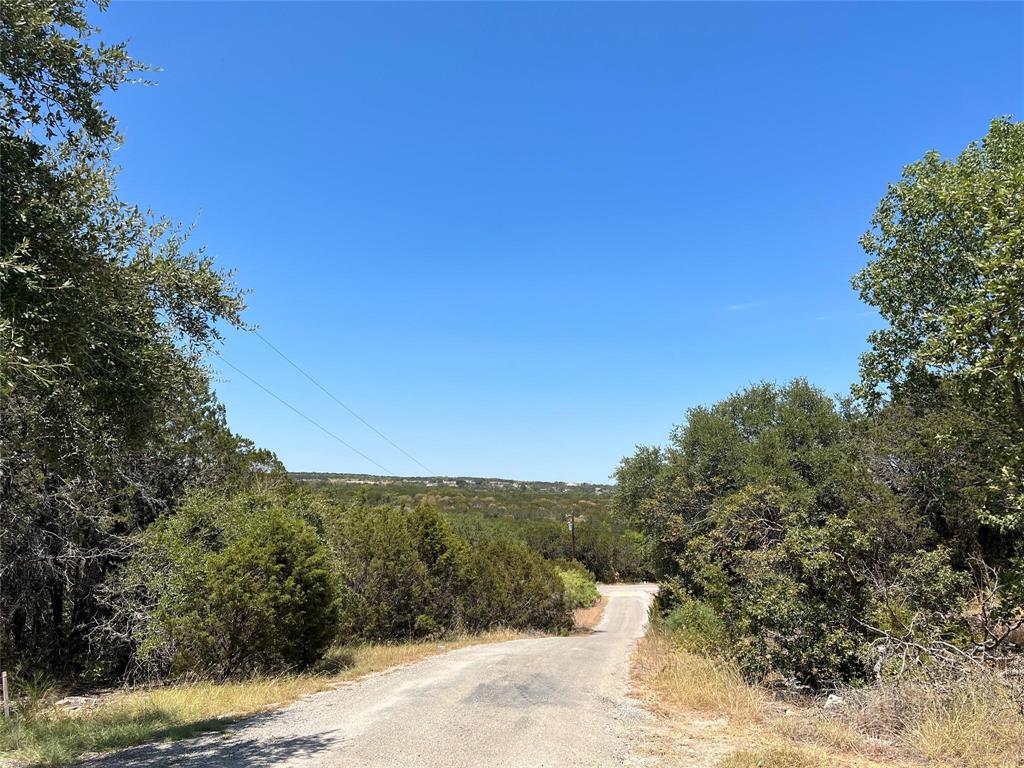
[
  {"xmin": 303, "ymin": 477, "xmax": 653, "ymax": 582},
  {"xmin": 617, "ymin": 381, "xmax": 885, "ymax": 684},
  {"xmin": 0, "ymin": 0, "xmax": 276, "ymax": 680},
  {"xmin": 328, "ymin": 500, "xmax": 571, "ymax": 640},
  {"xmin": 556, "ymin": 562, "xmax": 601, "ymax": 610},
  {"xmin": 114, "ymin": 488, "xmax": 339, "ymax": 678},
  {"xmin": 112, "ymin": 488, "xmax": 573, "ymax": 678},
  {"xmin": 618, "ymin": 118, "xmax": 1024, "ymax": 688}
]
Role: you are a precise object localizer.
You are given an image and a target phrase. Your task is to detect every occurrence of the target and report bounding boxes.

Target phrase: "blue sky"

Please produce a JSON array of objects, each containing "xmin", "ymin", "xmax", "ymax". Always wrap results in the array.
[{"xmin": 99, "ymin": 2, "xmax": 1023, "ymax": 483}]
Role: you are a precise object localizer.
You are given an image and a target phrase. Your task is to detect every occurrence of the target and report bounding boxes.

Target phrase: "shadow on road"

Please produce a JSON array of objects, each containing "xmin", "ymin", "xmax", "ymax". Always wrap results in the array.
[{"xmin": 78, "ymin": 710, "xmax": 339, "ymax": 768}]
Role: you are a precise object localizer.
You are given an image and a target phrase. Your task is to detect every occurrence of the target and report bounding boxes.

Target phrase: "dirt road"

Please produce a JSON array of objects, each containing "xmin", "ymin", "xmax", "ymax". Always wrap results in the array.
[{"xmin": 80, "ymin": 583, "xmax": 657, "ymax": 767}]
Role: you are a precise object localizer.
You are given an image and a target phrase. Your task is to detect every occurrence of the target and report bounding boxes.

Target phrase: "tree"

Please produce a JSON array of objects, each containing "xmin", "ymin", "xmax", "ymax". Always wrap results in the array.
[
  {"xmin": 853, "ymin": 117, "xmax": 1023, "ymax": 426},
  {"xmin": 466, "ymin": 540, "xmax": 572, "ymax": 632},
  {"xmin": 328, "ymin": 504, "xmax": 430, "ymax": 640},
  {"xmin": 120, "ymin": 490, "xmax": 338, "ymax": 678},
  {"xmin": 0, "ymin": 0, "xmax": 138, "ymax": 146},
  {"xmin": 406, "ymin": 504, "xmax": 473, "ymax": 634},
  {"xmin": 615, "ymin": 381, "xmax": 908, "ymax": 685},
  {"xmin": 1, "ymin": 0, "xmax": 259, "ymax": 677},
  {"xmin": 854, "ymin": 117, "xmax": 1024, "ymax": 538}
]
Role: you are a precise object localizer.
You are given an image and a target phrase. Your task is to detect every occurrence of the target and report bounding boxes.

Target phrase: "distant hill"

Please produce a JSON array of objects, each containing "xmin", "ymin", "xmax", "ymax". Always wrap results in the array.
[
  {"xmin": 289, "ymin": 472, "xmax": 613, "ymax": 495},
  {"xmin": 291, "ymin": 471, "xmax": 649, "ymax": 582},
  {"xmin": 289, "ymin": 473, "xmax": 614, "ymax": 525}
]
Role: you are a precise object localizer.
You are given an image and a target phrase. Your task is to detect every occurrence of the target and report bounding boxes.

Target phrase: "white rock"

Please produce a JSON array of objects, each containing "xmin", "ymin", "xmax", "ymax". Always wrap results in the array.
[
  {"xmin": 823, "ymin": 693, "xmax": 846, "ymax": 710},
  {"xmin": 56, "ymin": 695, "xmax": 99, "ymax": 711}
]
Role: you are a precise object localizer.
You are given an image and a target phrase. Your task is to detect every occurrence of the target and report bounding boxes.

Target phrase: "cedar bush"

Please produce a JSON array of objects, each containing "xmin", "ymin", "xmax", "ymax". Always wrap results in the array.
[
  {"xmin": 327, "ymin": 502, "xmax": 573, "ymax": 638},
  {"xmin": 117, "ymin": 491, "xmax": 575, "ymax": 680},
  {"xmin": 118, "ymin": 490, "xmax": 339, "ymax": 677},
  {"xmin": 465, "ymin": 540, "xmax": 573, "ymax": 632},
  {"xmin": 169, "ymin": 513, "xmax": 338, "ymax": 676},
  {"xmin": 328, "ymin": 502, "xmax": 430, "ymax": 640}
]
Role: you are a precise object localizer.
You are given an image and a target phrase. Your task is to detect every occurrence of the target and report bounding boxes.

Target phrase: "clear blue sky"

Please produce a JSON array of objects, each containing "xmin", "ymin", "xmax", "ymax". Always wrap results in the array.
[{"xmin": 99, "ymin": 2, "xmax": 1022, "ymax": 483}]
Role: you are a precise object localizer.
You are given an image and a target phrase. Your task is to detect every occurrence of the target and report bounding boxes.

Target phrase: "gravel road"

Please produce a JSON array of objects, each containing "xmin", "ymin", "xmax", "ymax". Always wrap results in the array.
[{"xmin": 80, "ymin": 583, "xmax": 658, "ymax": 768}]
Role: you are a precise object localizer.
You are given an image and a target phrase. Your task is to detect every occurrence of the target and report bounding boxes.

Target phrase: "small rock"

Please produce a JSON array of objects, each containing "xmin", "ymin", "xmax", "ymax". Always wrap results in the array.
[
  {"xmin": 56, "ymin": 696, "xmax": 99, "ymax": 711},
  {"xmin": 823, "ymin": 693, "xmax": 846, "ymax": 710}
]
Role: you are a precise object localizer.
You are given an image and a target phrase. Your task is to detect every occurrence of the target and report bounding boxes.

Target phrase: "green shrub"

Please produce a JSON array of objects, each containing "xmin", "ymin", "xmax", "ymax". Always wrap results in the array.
[
  {"xmin": 120, "ymin": 492, "xmax": 576, "ymax": 678},
  {"xmin": 120, "ymin": 490, "xmax": 339, "ymax": 677},
  {"xmin": 866, "ymin": 547, "xmax": 970, "ymax": 645},
  {"xmin": 328, "ymin": 503, "xmax": 430, "ymax": 640},
  {"xmin": 557, "ymin": 565, "xmax": 600, "ymax": 610},
  {"xmin": 684, "ymin": 486, "xmax": 870, "ymax": 684},
  {"xmin": 616, "ymin": 382, "xmax": 886, "ymax": 687},
  {"xmin": 466, "ymin": 540, "xmax": 573, "ymax": 631},
  {"xmin": 327, "ymin": 502, "xmax": 574, "ymax": 639},
  {"xmin": 664, "ymin": 599, "xmax": 728, "ymax": 654},
  {"xmin": 166, "ymin": 511, "xmax": 338, "ymax": 676},
  {"xmin": 407, "ymin": 504, "xmax": 475, "ymax": 634}
]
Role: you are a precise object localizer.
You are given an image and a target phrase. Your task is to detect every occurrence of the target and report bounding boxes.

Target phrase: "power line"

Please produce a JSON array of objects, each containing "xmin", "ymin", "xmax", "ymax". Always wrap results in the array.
[
  {"xmin": 217, "ymin": 355, "xmax": 393, "ymax": 475},
  {"xmin": 254, "ymin": 331, "xmax": 435, "ymax": 475}
]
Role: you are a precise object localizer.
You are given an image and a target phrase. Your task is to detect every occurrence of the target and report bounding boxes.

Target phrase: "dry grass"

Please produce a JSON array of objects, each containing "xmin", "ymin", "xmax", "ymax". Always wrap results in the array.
[
  {"xmin": 629, "ymin": 623, "xmax": 1004, "ymax": 768},
  {"xmin": 0, "ymin": 630, "xmax": 524, "ymax": 767},
  {"xmin": 842, "ymin": 676, "xmax": 1024, "ymax": 768},
  {"xmin": 574, "ymin": 595, "xmax": 609, "ymax": 631},
  {"xmin": 807, "ymin": 717, "xmax": 863, "ymax": 753},
  {"xmin": 718, "ymin": 743, "xmax": 834, "ymax": 768},
  {"xmin": 905, "ymin": 695, "xmax": 1022, "ymax": 768},
  {"xmin": 633, "ymin": 628, "xmax": 765, "ymax": 723},
  {"xmin": 316, "ymin": 629, "xmax": 522, "ymax": 679}
]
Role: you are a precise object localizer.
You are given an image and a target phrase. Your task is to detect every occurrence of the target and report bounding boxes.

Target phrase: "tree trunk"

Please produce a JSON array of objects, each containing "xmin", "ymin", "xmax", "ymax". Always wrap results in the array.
[
  {"xmin": 50, "ymin": 580, "xmax": 64, "ymax": 671},
  {"xmin": 1012, "ymin": 377, "xmax": 1024, "ymax": 430}
]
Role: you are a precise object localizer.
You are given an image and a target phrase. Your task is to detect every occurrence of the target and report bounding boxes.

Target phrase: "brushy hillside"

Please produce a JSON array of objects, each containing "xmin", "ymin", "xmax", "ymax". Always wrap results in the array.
[
  {"xmin": 290, "ymin": 473, "xmax": 613, "ymax": 496},
  {"xmin": 295, "ymin": 473, "xmax": 652, "ymax": 582}
]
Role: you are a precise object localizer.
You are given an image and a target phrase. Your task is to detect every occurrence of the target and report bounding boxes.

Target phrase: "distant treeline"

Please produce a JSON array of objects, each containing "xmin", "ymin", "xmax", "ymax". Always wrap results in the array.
[
  {"xmin": 292, "ymin": 472, "xmax": 613, "ymax": 495},
  {"xmin": 302, "ymin": 477, "xmax": 653, "ymax": 582}
]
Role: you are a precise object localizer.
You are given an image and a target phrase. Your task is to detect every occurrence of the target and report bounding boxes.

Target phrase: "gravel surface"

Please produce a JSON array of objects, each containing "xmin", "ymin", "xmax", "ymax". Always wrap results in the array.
[{"xmin": 79, "ymin": 583, "xmax": 658, "ymax": 768}]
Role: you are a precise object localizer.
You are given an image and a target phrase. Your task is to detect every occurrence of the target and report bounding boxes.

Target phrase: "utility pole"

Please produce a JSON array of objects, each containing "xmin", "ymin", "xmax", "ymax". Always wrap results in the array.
[
  {"xmin": 569, "ymin": 506, "xmax": 576, "ymax": 562},
  {"xmin": 1, "ymin": 540, "xmax": 7, "ymax": 718}
]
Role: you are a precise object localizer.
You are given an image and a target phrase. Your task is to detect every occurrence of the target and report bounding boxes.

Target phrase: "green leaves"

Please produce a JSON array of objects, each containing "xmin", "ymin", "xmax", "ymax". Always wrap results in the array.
[
  {"xmin": 128, "ymin": 491, "xmax": 339, "ymax": 678},
  {"xmin": 616, "ymin": 381, "xmax": 885, "ymax": 686},
  {"xmin": 853, "ymin": 117, "xmax": 1024, "ymax": 432},
  {"xmin": 1, "ymin": 1, "xmax": 256, "ymax": 678},
  {"xmin": 0, "ymin": 0, "xmax": 147, "ymax": 145},
  {"xmin": 854, "ymin": 117, "xmax": 1024, "ymax": 548},
  {"xmin": 325, "ymin": 501, "xmax": 573, "ymax": 640}
]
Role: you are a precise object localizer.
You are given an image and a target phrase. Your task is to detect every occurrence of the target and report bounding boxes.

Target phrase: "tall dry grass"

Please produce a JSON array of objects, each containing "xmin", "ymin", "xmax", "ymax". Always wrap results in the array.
[
  {"xmin": 633, "ymin": 626, "xmax": 765, "ymax": 723},
  {"xmin": 843, "ymin": 674, "xmax": 1024, "ymax": 768},
  {"xmin": 635, "ymin": 620, "xmax": 1024, "ymax": 768},
  {"xmin": 718, "ymin": 743, "xmax": 834, "ymax": 768}
]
